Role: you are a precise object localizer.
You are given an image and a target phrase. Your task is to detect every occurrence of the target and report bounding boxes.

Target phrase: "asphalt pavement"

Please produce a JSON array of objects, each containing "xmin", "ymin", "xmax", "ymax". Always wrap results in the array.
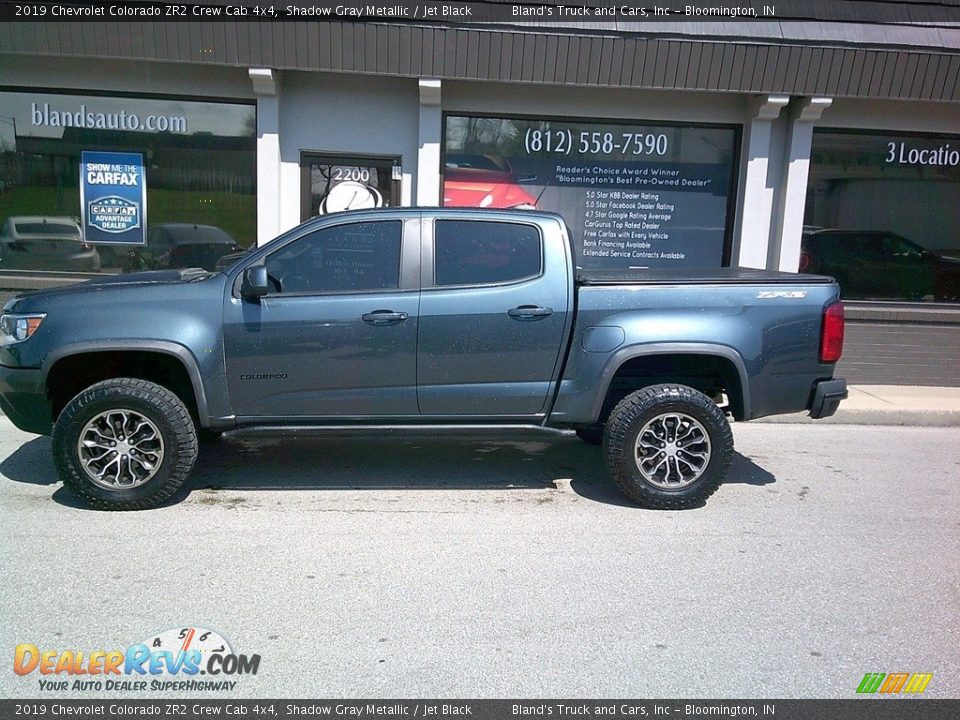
[{"xmin": 1, "ymin": 417, "xmax": 958, "ymax": 699}]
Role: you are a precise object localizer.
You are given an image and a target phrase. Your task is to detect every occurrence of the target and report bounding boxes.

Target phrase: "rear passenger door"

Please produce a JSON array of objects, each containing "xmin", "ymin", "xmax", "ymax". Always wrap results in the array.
[{"xmin": 416, "ymin": 217, "xmax": 569, "ymax": 417}]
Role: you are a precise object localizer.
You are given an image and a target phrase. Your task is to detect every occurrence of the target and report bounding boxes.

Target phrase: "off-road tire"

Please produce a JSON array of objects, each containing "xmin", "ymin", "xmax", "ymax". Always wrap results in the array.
[
  {"xmin": 52, "ymin": 378, "xmax": 199, "ymax": 510},
  {"xmin": 574, "ymin": 425, "xmax": 604, "ymax": 445},
  {"xmin": 603, "ymin": 384, "xmax": 733, "ymax": 509}
]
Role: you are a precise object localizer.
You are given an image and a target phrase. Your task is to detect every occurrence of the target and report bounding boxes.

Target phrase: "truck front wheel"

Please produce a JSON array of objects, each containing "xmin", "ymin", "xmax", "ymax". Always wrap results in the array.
[
  {"xmin": 603, "ymin": 384, "xmax": 733, "ymax": 509},
  {"xmin": 52, "ymin": 378, "xmax": 199, "ymax": 510}
]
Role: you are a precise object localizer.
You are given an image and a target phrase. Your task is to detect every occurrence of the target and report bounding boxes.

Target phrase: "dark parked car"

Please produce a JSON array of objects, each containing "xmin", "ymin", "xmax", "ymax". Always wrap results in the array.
[
  {"xmin": 800, "ymin": 228, "xmax": 960, "ymax": 302},
  {"xmin": 0, "ymin": 216, "xmax": 101, "ymax": 273},
  {"xmin": 122, "ymin": 224, "xmax": 242, "ymax": 272}
]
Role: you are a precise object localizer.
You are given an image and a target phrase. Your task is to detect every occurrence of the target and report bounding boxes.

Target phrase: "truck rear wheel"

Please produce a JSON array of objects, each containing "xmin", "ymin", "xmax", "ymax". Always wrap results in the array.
[
  {"xmin": 603, "ymin": 384, "xmax": 733, "ymax": 509},
  {"xmin": 52, "ymin": 378, "xmax": 199, "ymax": 510}
]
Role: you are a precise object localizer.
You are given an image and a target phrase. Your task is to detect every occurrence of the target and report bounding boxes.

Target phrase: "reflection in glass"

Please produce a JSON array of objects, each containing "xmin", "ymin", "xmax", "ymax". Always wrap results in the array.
[
  {"xmin": 0, "ymin": 91, "xmax": 256, "ymax": 286},
  {"xmin": 804, "ymin": 130, "xmax": 960, "ymax": 303}
]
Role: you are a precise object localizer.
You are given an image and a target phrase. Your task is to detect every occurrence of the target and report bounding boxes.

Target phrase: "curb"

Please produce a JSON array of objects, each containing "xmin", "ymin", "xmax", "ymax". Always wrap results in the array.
[{"xmin": 752, "ymin": 410, "xmax": 960, "ymax": 427}]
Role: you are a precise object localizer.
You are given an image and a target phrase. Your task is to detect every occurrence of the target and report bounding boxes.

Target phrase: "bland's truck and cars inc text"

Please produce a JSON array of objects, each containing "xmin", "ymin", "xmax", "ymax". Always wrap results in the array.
[{"xmin": 0, "ymin": 208, "xmax": 846, "ymax": 510}]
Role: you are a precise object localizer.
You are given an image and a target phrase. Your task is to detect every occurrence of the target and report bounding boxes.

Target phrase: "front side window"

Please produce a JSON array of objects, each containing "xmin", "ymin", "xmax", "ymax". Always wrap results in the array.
[
  {"xmin": 434, "ymin": 220, "xmax": 542, "ymax": 287},
  {"xmin": 265, "ymin": 221, "xmax": 401, "ymax": 295}
]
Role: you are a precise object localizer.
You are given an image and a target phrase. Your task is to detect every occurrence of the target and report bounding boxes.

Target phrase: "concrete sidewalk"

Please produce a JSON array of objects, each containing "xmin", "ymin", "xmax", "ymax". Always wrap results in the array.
[{"xmin": 757, "ymin": 385, "xmax": 960, "ymax": 426}]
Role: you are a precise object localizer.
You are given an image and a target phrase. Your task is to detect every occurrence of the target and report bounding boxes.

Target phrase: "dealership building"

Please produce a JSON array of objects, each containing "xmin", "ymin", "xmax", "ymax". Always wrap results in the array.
[{"xmin": 1, "ymin": 3, "xmax": 959, "ymax": 385}]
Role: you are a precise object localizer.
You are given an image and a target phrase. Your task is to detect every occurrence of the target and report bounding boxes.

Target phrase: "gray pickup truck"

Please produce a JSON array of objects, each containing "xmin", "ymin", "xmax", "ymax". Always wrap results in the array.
[{"xmin": 0, "ymin": 208, "xmax": 846, "ymax": 510}]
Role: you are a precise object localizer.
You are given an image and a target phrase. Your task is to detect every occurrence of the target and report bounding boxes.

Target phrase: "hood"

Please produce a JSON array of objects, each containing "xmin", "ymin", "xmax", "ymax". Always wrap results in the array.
[{"xmin": 4, "ymin": 268, "xmax": 216, "ymax": 312}]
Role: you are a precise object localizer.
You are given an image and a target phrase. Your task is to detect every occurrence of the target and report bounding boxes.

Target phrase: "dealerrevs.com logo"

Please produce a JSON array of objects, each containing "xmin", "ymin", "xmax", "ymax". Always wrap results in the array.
[{"xmin": 14, "ymin": 627, "xmax": 260, "ymax": 692}]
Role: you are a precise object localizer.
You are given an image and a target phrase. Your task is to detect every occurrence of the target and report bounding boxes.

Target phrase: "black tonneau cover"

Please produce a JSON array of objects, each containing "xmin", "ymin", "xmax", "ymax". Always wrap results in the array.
[{"xmin": 576, "ymin": 267, "xmax": 835, "ymax": 286}]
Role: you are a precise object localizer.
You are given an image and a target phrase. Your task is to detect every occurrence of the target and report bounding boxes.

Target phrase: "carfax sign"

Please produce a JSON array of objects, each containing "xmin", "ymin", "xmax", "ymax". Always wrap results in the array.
[{"xmin": 80, "ymin": 151, "xmax": 147, "ymax": 245}]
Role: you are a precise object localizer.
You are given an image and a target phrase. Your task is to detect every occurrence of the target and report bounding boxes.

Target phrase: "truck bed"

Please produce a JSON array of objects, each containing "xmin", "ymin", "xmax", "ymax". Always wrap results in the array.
[{"xmin": 576, "ymin": 267, "xmax": 835, "ymax": 286}]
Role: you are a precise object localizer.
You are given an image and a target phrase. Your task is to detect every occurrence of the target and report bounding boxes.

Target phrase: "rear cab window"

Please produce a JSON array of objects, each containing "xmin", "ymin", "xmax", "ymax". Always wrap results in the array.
[{"xmin": 434, "ymin": 220, "xmax": 542, "ymax": 287}]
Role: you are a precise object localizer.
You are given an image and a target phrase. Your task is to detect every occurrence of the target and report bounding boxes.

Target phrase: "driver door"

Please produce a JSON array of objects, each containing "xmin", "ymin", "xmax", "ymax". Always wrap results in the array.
[{"xmin": 223, "ymin": 217, "xmax": 420, "ymax": 419}]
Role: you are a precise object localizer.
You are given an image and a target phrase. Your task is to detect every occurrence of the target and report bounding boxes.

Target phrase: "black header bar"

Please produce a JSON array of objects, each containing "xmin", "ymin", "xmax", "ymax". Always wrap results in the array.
[{"xmin": 3, "ymin": 0, "xmax": 960, "ymax": 24}]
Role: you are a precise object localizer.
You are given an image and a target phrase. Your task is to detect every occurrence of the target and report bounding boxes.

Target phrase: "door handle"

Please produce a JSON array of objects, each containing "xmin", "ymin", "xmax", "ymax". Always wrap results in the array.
[
  {"xmin": 507, "ymin": 305, "xmax": 553, "ymax": 321},
  {"xmin": 362, "ymin": 310, "xmax": 408, "ymax": 326}
]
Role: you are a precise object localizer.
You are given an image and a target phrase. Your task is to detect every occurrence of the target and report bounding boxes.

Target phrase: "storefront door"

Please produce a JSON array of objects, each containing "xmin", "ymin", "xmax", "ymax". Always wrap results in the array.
[{"xmin": 300, "ymin": 153, "xmax": 401, "ymax": 220}]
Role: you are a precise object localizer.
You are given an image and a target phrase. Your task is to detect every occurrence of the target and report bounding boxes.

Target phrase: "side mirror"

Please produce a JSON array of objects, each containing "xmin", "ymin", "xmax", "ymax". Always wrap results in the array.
[{"xmin": 240, "ymin": 265, "xmax": 269, "ymax": 300}]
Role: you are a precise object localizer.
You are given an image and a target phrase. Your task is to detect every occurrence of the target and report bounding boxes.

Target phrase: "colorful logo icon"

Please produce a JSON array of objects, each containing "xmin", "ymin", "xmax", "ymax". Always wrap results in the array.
[{"xmin": 857, "ymin": 672, "xmax": 933, "ymax": 694}]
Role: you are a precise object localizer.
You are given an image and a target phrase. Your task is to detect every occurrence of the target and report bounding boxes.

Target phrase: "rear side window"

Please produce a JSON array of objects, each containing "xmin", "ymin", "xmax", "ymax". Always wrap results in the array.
[
  {"xmin": 14, "ymin": 222, "xmax": 79, "ymax": 236},
  {"xmin": 265, "ymin": 220, "xmax": 401, "ymax": 294},
  {"xmin": 434, "ymin": 220, "xmax": 542, "ymax": 287}
]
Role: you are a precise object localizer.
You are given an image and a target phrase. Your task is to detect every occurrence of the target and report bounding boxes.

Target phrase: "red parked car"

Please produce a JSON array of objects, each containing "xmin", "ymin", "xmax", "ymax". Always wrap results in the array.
[{"xmin": 443, "ymin": 154, "xmax": 539, "ymax": 210}]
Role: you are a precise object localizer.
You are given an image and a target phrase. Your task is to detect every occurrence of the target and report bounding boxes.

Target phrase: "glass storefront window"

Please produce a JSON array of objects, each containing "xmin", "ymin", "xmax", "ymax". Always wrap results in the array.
[
  {"xmin": 0, "ymin": 90, "xmax": 256, "ymax": 283},
  {"xmin": 443, "ymin": 114, "xmax": 740, "ymax": 270},
  {"xmin": 804, "ymin": 129, "xmax": 960, "ymax": 303}
]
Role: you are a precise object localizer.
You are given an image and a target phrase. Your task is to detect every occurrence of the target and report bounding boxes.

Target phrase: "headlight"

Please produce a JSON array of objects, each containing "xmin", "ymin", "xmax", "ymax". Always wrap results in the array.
[{"xmin": 0, "ymin": 313, "xmax": 46, "ymax": 345}]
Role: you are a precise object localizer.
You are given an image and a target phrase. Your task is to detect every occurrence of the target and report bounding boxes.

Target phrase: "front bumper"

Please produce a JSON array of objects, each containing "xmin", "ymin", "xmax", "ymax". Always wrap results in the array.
[
  {"xmin": 808, "ymin": 378, "xmax": 847, "ymax": 419},
  {"xmin": 0, "ymin": 364, "xmax": 52, "ymax": 435}
]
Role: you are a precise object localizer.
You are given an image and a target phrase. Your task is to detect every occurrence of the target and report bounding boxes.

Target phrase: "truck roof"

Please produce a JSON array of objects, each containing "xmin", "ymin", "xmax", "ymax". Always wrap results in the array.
[{"xmin": 300, "ymin": 207, "xmax": 567, "ymax": 223}]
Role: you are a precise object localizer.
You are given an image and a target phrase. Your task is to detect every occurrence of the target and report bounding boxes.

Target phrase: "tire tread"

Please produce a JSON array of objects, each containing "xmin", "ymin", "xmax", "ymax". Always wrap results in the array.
[
  {"xmin": 52, "ymin": 378, "xmax": 198, "ymax": 510},
  {"xmin": 603, "ymin": 383, "xmax": 733, "ymax": 510}
]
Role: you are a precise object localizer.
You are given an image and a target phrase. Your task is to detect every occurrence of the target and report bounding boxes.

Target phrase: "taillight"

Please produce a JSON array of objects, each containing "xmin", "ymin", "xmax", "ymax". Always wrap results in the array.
[
  {"xmin": 820, "ymin": 301, "xmax": 844, "ymax": 363},
  {"xmin": 798, "ymin": 251, "xmax": 811, "ymax": 272}
]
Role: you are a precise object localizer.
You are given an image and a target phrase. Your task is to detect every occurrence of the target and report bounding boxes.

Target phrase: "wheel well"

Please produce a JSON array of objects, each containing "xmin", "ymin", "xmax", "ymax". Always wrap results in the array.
[
  {"xmin": 46, "ymin": 351, "xmax": 199, "ymax": 424},
  {"xmin": 598, "ymin": 353, "xmax": 745, "ymax": 422}
]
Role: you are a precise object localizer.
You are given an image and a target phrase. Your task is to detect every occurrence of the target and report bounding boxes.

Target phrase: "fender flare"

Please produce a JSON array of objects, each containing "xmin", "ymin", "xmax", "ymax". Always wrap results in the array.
[
  {"xmin": 590, "ymin": 342, "xmax": 751, "ymax": 421},
  {"xmin": 42, "ymin": 340, "xmax": 213, "ymax": 425}
]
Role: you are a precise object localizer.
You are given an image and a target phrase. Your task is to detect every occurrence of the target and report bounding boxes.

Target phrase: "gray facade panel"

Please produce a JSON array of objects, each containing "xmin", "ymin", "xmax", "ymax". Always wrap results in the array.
[
  {"xmin": 2, "ymin": 22, "xmax": 959, "ymax": 101},
  {"xmin": 948, "ymin": 56, "xmax": 960, "ymax": 101},
  {"xmin": 600, "ymin": 36, "xmax": 615, "ymax": 86},
  {"xmin": 610, "ymin": 36, "xmax": 626, "ymax": 86},
  {"xmin": 683, "ymin": 41, "xmax": 701, "ymax": 89},
  {"xmin": 845, "ymin": 49, "xmax": 865, "ymax": 96},
  {"xmin": 890, "ymin": 51, "xmax": 908, "ymax": 97},
  {"xmin": 899, "ymin": 53, "xmax": 919, "ymax": 98},
  {"xmin": 732, "ymin": 42, "xmax": 750, "ymax": 90},
  {"xmin": 837, "ymin": 322, "xmax": 960, "ymax": 387},
  {"xmin": 821, "ymin": 47, "xmax": 840, "ymax": 94},
  {"xmin": 642, "ymin": 40, "xmax": 659, "ymax": 88},
  {"xmin": 532, "ymin": 34, "xmax": 546, "ymax": 84}
]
